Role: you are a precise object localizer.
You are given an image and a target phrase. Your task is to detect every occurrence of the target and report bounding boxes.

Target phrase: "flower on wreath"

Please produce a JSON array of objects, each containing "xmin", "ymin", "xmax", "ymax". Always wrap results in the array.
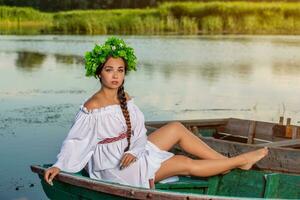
[{"xmin": 84, "ymin": 37, "xmax": 137, "ymax": 78}]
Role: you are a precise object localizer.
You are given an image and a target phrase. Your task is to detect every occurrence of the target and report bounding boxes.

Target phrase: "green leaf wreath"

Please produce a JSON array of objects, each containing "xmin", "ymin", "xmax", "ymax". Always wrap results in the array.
[{"xmin": 84, "ymin": 37, "xmax": 137, "ymax": 78}]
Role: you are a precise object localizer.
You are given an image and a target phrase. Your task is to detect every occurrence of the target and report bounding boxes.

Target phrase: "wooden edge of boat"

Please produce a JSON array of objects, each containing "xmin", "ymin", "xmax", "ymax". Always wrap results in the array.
[
  {"xmin": 145, "ymin": 118, "xmax": 229, "ymax": 128},
  {"xmin": 30, "ymin": 165, "xmax": 242, "ymax": 200}
]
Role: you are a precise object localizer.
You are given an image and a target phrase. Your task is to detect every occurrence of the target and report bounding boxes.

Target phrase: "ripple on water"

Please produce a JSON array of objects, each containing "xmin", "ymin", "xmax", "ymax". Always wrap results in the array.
[
  {"xmin": 0, "ymin": 103, "xmax": 76, "ymax": 136},
  {"xmin": 0, "ymin": 177, "xmax": 36, "ymax": 193},
  {"xmin": 0, "ymin": 89, "xmax": 86, "ymax": 97}
]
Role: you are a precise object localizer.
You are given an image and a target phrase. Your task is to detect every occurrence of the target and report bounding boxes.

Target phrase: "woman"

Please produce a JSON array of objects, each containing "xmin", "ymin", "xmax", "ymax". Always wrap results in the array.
[{"xmin": 44, "ymin": 37, "xmax": 268, "ymax": 189}]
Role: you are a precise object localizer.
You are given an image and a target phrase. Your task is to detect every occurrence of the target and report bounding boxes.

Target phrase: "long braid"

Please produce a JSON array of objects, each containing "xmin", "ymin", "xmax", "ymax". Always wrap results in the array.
[{"xmin": 117, "ymin": 84, "xmax": 132, "ymax": 152}]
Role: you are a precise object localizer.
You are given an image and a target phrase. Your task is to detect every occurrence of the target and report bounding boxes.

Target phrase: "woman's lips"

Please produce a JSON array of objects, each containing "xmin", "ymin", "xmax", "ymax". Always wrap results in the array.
[{"xmin": 112, "ymin": 81, "xmax": 119, "ymax": 85}]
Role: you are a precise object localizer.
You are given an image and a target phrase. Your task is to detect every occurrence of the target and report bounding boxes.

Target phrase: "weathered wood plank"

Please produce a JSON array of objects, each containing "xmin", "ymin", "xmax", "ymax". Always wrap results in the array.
[
  {"xmin": 147, "ymin": 118, "xmax": 300, "ymax": 143},
  {"xmin": 31, "ymin": 165, "xmax": 239, "ymax": 200},
  {"xmin": 227, "ymin": 118, "xmax": 277, "ymax": 141},
  {"xmin": 213, "ymin": 132, "xmax": 271, "ymax": 144},
  {"xmin": 256, "ymin": 138, "xmax": 300, "ymax": 148},
  {"xmin": 146, "ymin": 120, "xmax": 300, "ymax": 174},
  {"xmin": 247, "ymin": 121, "xmax": 256, "ymax": 144},
  {"xmin": 272, "ymin": 124, "xmax": 286, "ymax": 138},
  {"xmin": 225, "ymin": 118, "xmax": 251, "ymax": 137},
  {"xmin": 292, "ymin": 126, "xmax": 300, "ymax": 139},
  {"xmin": 200, "ymin": 137, "xmax": 300, "ymax": 174},
  {"xmin": 146, "ymin": 118, "xmax": 229, "ymax": 128}
]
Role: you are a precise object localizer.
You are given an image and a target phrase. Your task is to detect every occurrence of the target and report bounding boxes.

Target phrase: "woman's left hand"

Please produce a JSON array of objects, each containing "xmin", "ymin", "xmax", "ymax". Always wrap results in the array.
[{"xmin": 119, "ymin": 153, "xmax": 137, "ymax": 170}]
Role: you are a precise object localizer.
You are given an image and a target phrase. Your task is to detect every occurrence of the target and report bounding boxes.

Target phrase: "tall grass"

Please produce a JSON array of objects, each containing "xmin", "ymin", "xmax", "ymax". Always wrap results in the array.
[
  {"xmin": 0, "ymin": 6, "xmax": 52, "ymax": 34},
  {"xmin": 159, "ymin": 2, "xmax": 300, "ymax": 34},
  {"xmin": 52, "ymin": 9, "xmax": 162, "ymax": 34},
  {"xmin": 1, "ymin": 2, "xmax": 300, "ymax": 35}
]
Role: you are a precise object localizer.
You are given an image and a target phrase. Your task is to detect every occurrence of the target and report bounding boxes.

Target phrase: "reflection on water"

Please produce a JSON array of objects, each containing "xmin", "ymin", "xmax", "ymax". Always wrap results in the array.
[
  {"xmin": 15, "ymin": 51, "xmax": 84, "ymax": 69},
  {"xmin": 272, "ymin": 60, "xmax": 300, "ymax": 76},
  {"xmin": 0, "ymin": 35, "xmax": 300, "ymax": 199},
  {"xmin": 15, "ymin": 52, "xmax": 46, "ymax": 70},
  {"xmin": 54, "ymin": 54, "xmax": 83, "ymax": 65}
]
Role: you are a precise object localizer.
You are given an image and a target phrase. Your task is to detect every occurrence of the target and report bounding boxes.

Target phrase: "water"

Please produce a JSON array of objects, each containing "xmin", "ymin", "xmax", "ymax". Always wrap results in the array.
[{"xmin": 0, "ymin": 35, "xmax": 300, "ymax": 199}]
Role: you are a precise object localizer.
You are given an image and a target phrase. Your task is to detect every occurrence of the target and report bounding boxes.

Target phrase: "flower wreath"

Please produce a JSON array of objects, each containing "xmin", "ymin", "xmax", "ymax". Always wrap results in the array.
[{"xmin": 84, "ymin": 37, "xmax": 137, "ymax": 78}]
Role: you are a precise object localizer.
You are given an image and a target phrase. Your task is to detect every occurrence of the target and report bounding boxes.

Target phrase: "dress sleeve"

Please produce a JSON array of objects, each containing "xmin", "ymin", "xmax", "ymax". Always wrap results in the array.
[
  {"xmin": 125, "ymin": 104, "xmax": 148, "ymax": 158},
  {"xmin": 52, "ymin": 110, "xmax": 98, "ymax": 173}
]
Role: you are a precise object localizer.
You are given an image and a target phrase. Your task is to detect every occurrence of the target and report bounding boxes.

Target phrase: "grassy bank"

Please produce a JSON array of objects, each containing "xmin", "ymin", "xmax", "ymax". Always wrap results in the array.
[
  {"xmin": 1, "ymin": 2, "xmax": 300, "ymax": 35},
  {"xmin": 160, "ymin": 2, "xmax": 300, "ymax": 34},
  {"xmin": 0, "ymin": 6, "xmax": 52, "ymax": 34}
]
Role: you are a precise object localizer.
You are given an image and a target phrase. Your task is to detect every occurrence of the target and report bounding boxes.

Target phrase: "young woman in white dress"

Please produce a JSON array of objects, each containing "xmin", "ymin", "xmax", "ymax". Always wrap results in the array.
[{"xmin": 44, "ymin": 37, "xmax": 268, "ymax": 189}]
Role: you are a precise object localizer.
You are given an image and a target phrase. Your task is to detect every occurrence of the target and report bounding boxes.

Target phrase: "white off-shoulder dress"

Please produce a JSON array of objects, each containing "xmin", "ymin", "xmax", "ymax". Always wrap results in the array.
[{"xmin": 53, "ymin": 98, "xmax": 174, "ymax": 188}]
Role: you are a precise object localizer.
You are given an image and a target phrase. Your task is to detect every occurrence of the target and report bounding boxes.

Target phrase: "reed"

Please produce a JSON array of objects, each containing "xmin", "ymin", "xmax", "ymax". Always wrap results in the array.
[
  {"xmin": 159, "ymin": 2, "xmax": 300, "ymax": 34},
  {"xmin": 1, "ymin": 2, "xmax": 300, "ymax": 35},
  {"xmin": 0, "ymin": 6, "xmax": 52, "ymax": 34}
]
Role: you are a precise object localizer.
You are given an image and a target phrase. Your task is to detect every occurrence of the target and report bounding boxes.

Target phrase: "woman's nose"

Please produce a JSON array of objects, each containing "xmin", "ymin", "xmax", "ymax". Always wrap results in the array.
[{"xmin": 113, "ymin": 71, "xmax": 118, "ymax": 78}]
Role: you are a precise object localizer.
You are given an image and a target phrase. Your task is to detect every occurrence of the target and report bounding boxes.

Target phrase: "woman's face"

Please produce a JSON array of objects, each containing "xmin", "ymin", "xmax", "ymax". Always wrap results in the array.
[{"xmin": 100, "ymin": 57, "xmax": 126, "ymax": 89}]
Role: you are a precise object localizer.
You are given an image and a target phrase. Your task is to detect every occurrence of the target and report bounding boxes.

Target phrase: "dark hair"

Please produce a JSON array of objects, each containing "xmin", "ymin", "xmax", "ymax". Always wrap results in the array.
[{"xmin": 96, "ymin": 56, "xmax": 132, "ymax": 152}]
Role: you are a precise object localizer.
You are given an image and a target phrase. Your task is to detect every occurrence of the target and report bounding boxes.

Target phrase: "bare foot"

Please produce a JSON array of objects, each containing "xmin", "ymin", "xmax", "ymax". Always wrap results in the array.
[{"xmin": 238, "ymin": 147, "xmax": 268, "ymax": 170}]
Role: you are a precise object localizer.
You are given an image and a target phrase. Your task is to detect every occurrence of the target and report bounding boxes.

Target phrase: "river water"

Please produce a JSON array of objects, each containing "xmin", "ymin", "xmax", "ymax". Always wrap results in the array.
[{"xmin": 0, "ymin": 35, "xmax": 300, "ymax": 199}]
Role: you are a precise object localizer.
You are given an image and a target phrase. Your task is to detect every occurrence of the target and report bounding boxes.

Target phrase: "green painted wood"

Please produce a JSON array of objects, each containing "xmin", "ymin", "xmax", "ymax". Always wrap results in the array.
[
  {"xmin": 40, "ymin": 166, "xmax": 210, "ymax": 199},
  {"xmin": 39, "ymin": 174, "xmax": 125, "ymax": 200},
  {"xmin": 207, "ymin": 175, "xmax": 221, "ymax": 195},
  {"xmin": 155, "ymin": 176, "xmax": 209, "ymax": 194},
  {"xmin": 263, "ymin": 173, "xmax": 280, "ymax": 198},
  {"xmin": 264, "ymin": 173, "xmax": 300, "ymax": 199},
  {"xmin": 41, "ymin": 179, "xmax": 79, "ymax": 200},
  {"xmin": 35, "ymin": 164, "xmax": 300, "ymax": 199},
  {"xmin": 199, "ymin": 129, "xmax": 216, "ymax": 137},
  {"xmin": 208, "ymin": 169, "xmax": 268, "ymax": 198}
]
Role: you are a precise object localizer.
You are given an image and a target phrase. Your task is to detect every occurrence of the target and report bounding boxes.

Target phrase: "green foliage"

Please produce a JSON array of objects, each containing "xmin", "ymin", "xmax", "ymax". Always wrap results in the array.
[
  {"xmin": 51, "ymin": 8, "xmax": 159, "ymax": 34},
  {"xmin": 84, "ymin": 37, "xmax": 137, "ymax": 78},
  {"xmin": 0, "ymin": 0, "xmax": 157, "ymax": 12},
  {"xmin": 0, "ymin": 6, "xmax": 51, "ymax": 21},
  {"xmin": 159, "ymin": 2, "xmax": 300, "ymax": 34},
  {"xmin": 0, "ymin": 6, "xmax": 52, "ymax": 34},
  {"xmin": 1, "ymin": 2, "xmax": 300, "ymax": 35}
]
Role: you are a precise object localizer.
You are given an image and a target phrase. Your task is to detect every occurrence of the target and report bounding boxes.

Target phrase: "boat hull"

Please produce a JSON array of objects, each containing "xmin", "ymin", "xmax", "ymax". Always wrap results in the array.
[{"xmin": 31, "ymin": 165, "xmax": 300, "ymax": 200}]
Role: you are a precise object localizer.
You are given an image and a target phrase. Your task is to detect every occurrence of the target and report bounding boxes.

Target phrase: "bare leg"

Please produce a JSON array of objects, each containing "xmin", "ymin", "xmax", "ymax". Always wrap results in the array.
[
  {"xmin": 148, "ymin": 122, "xmax": 226, "ymax": 160},
  {"xmin": 155, "ymin": 148, "xmax": 268, "ymax": 182}
]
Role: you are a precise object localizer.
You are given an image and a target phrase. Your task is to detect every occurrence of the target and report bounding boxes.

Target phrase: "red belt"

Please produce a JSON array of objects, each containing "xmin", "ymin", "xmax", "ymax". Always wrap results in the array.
[{"xmin": 98, "ymin": 132, "xmax": 128, "ymax": 144}]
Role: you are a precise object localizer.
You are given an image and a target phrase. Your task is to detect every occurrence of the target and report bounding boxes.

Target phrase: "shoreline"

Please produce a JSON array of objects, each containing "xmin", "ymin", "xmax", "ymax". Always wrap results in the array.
[{"xmin": 1, "ymin": 2, "xmax": 300, "ymax": 35}]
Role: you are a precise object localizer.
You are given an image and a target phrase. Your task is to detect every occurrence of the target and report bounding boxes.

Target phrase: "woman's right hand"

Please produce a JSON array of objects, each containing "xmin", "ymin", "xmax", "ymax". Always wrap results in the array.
[{"xmin": 44, "ymin": 166, "xmax": 61, "ymax": 185}]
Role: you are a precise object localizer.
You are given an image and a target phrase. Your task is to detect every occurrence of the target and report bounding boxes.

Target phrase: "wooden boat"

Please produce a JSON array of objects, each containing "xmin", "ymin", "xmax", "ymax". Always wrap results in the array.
[
  {"xmin": 32, "ymin": 118, "xmax": 300, "ymax": 199},
  {"xmin": 31, "ymin": 164, "xmax": 300, "ymax": 199},
  {"xmin": 146, "ymin": 117, "xmax": 300, "ymax": 146},
  {"xmin": 146, "ymin": 118, "xmax": 300, "ymax": 174}
]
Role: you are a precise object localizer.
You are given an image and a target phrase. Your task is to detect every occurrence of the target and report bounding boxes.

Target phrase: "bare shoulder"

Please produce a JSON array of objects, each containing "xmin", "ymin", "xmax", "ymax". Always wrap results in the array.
[
  {"xmin": 83, "ymin": 92, "xmax": 132, "ymax": 110},
  {"xmin": 125, "ymin": 91, "xmax": 132, "ymax": 101},
  {"xmin": 83, "ymin": 95, "xmax": 103, "ymax": 110}
]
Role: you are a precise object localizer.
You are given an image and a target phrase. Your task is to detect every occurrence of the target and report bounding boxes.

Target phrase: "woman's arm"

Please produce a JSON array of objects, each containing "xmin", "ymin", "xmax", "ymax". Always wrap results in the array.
[{"xmin": 44, "ymin": 110, "xmax": 98, "ymax": 184}]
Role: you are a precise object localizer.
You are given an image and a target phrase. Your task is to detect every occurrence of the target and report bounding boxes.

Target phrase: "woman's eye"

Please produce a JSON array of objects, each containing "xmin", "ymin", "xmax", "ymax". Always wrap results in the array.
[
  {"xmin": 118, "ymin": 69, "xmax": 124, "ymax": 72},
  {"xmin": 105, "ymin": 69, "xmax": 112, "ymax": 72}
]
